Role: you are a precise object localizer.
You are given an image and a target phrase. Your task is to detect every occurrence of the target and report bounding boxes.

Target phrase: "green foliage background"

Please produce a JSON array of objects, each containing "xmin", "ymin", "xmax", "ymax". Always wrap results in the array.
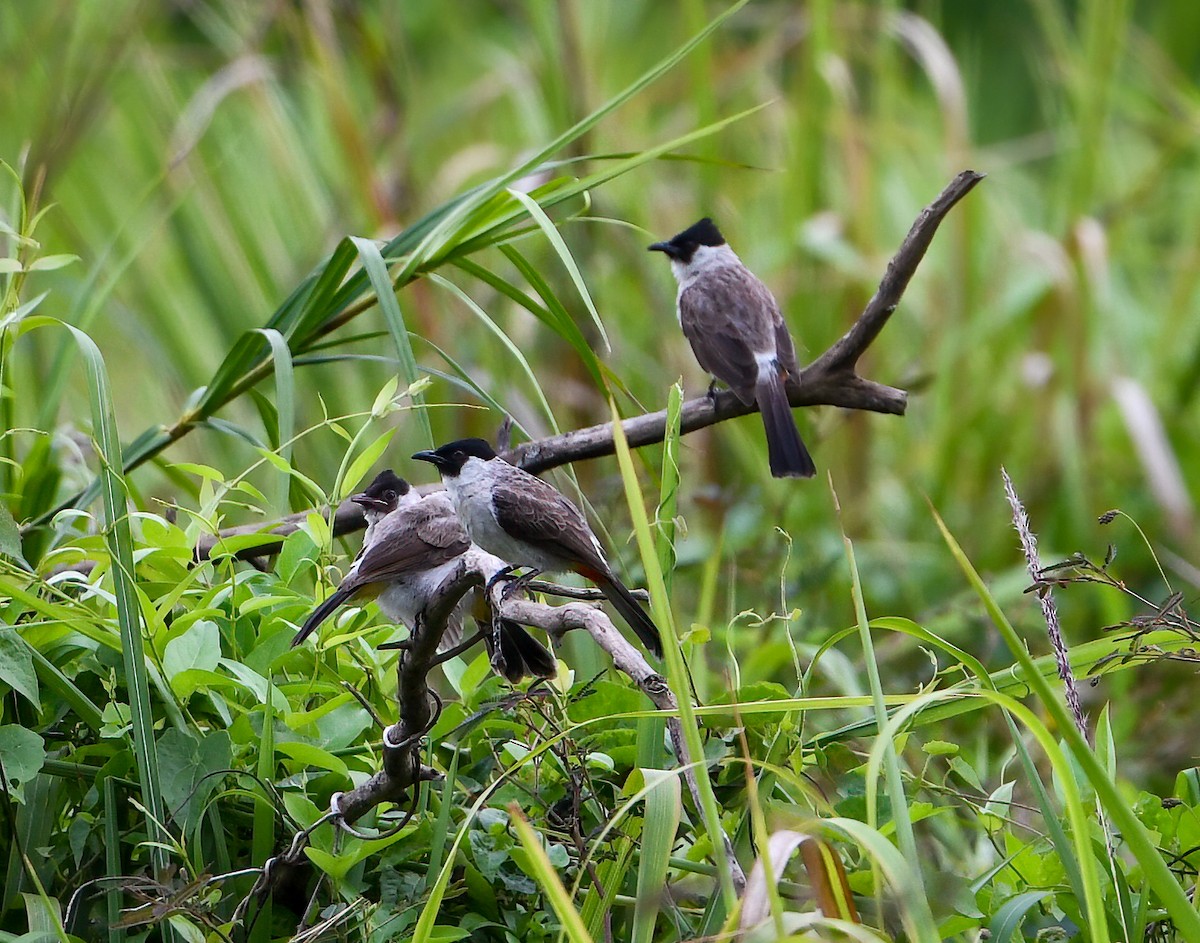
[{"xmin": 3, "ymin": 1, "xmax": 1200, "ymax": 940}]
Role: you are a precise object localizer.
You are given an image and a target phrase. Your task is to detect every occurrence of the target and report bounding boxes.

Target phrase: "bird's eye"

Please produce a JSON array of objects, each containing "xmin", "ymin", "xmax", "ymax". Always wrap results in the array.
[{"xmin": 383, "ymin": 490, "xmax": 396, "ymax": 502}]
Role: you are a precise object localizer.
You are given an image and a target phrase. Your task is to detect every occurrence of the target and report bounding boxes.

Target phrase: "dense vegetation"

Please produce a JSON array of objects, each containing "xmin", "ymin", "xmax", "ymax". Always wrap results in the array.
[{"xmin": 3, "ymin": 1, "xmax": 1200, "ymax": 940}]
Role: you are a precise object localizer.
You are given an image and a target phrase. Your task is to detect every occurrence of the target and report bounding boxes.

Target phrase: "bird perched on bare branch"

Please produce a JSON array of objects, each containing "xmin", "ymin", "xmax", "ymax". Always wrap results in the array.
[
  {"xmin": 293, "ymin": 469, "xmax": 556, "ymax": 682},
  {"xmin": 413, "ymin": 439, "xmax": 663, "ymax": 658},
  {"xmin": 650, "ymin": 217, "xmax": 815, "ymax": 478}
]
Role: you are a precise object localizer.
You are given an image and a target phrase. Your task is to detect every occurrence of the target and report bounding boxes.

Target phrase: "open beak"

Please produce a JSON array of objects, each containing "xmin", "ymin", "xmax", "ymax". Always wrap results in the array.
[
  {"xmin": 411, "ymin": 449, "xmax": 444, "ymax": 469},
  {"xmin": 351, "ymin": 493, "xmax": 390, "ymax": 512}
]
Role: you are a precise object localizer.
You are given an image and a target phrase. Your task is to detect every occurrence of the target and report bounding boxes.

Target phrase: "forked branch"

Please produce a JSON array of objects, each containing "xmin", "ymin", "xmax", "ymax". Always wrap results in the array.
[
  {"xmin": 309, "ymin": 548, "xmax": 747, "ymax": 894},
  {"xmin": 187, "ymin": 170, "xmax": 984, "ymax": 563}
]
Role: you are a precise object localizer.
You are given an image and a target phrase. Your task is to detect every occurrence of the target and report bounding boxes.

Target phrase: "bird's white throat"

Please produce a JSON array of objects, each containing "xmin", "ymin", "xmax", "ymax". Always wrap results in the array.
[
  {"xmin": 441, "ymin": 456, "xmax": 510, "ymax": 553},
  {"xmin": 669, "ymin": 243, "xmax": 742, "ymax": 287}
]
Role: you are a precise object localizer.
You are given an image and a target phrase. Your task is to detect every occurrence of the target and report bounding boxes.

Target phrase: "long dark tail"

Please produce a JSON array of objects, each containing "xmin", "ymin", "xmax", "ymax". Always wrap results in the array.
[
  {"xmin": 293, "ymin": 584, "xmax": 358, "ymax": 647},
  {"xmin": 756, "ymin": 369, "xmax": 815, "ymax": 479},
  {"xmin": 468, "ymin": 589, "xmax": 557, "ymax": 682},
  {"xmin": 492, "ymin": 621, "xmax": 558, "ymax": 682},
  {"xmin": 593, "ymin": 572, "xmax": 663, "ymax": 658}
]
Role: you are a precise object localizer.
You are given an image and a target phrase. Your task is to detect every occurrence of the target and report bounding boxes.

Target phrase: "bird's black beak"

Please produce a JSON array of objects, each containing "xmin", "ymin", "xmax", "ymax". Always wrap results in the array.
[
  {"xmin": 412, "ymin": 449, "xmax": 445, "ymax": 469},
  {"xmin": 648, "ymin": 241, "xmax": 677, "ymax": 258},
  {"xmin": 351, "ymin": 493, "xmax": 390, "ymax": 512}
]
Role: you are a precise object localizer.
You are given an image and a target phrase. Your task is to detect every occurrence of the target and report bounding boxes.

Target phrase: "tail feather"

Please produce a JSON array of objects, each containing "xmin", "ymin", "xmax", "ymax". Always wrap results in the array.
[
  {"xmin": 492, "ymin": 620, "xmax": 557, "ymax": 682},
  {"xmin": 293, "ymin": 585, "xmax": 358, "ymax": 647},
  {"xmin": 594, "ymin": 573, "xmax": 663, "ymax": 658},
  {"xmin": 756, "ymin": 371, "xmax": 815, "ymax": 479}
]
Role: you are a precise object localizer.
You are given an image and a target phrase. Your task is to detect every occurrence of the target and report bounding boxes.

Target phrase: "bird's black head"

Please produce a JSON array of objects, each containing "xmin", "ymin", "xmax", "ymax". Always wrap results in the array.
[
  {"xmin": 351, "ymin": 469, "xmax": 410, "ymax": 512},
  {"xmin": 648, "ymin": 217, "xmax": 726, "ymax": 262},
  {"xmin": 412, "ymin": 438, "xmax": 497, "ymax": 476}
]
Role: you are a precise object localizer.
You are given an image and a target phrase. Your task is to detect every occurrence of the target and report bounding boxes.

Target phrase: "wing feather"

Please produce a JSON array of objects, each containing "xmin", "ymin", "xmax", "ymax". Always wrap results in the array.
[
  {"xmin": 679, "ymin": 267, "xmax": 798, "ymax": 398},
  {"xmin": 491, "ymin": 473, "xmax": 607, "ymax": 571},
  {"xmin": 347, "ymin": 499, "xmax": 469, "ymax": 586}
]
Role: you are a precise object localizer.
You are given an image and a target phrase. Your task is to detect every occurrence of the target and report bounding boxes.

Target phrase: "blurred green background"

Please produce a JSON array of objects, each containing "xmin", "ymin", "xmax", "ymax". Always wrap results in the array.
[{"xmin": 4, "ymin": 0, "xmax": 1199, "ymax": 769}]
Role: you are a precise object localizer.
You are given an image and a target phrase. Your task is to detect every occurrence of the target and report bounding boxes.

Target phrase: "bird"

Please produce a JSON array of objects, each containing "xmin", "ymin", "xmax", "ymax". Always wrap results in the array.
[
  {"xmin": 649, "ymin": 217, "xmax": 816, "ymax": 478},
  {"xmin": 292, "ymin": 469, "xmax": 556, "ymax": 682},
  {"xmin": 412, "ymin": 438, "xmax": 664, "ymax": 658}
]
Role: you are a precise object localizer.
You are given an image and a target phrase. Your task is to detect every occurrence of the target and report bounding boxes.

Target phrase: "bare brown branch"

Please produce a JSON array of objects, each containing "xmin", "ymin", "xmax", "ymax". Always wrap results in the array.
[
  {"xmin": 169, "ymin": 170, "xmax": 983, "ymax": 560},
  {"xmin": 811, "ymin": 169, "xmax": 985, "ymax": 375},
  {"xmin": 41, "ymin": 170, "xmax": 982, "ymax": 585}
]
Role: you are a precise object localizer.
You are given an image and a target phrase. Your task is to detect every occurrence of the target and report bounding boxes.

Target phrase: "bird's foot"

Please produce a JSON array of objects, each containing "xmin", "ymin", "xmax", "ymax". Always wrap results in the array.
[
  {"xmin": 706, "ymin": 379, "xmax": 720, "ymax": 405},
  {"xmin": 500, "ymin": 567, "xmax": 542, "ymax": 603}
]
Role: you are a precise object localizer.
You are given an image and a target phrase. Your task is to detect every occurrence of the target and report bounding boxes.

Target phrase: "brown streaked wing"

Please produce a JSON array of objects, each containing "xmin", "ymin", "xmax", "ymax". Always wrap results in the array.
[
  {"xmin": 350, "ymin": 502, "xmax": 469, "ymax": 585},
  {"xmin": 772, "ymin": 304, "xmax": 800, "ymax": 376},
  {"xmin": 414, "ymin": 494, "xmax": 470, "ymax": 550},
  {"xmin": 491, "ymin": 472, "xmax": 608, "ymax": 571},
  {"xmin": 680, "ymin": 270, "xmax": 782, "ymax": 400}
]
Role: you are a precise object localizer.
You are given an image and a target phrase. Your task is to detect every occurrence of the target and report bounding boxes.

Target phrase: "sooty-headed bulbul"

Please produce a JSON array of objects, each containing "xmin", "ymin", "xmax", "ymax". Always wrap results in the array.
[
  {"xmin": 292, "ymin": 469, "xmax": 556, "ymax": 682},
  {"xmin": 649, "ymin": 218, "xmax": 816, "ymax": 478},
  {"xmin": 412, "ymin": 439, "xmax": 664, "ymax": 658}
]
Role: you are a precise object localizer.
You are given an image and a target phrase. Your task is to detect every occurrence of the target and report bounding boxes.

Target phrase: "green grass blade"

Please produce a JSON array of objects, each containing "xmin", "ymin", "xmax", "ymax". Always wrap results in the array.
[
  {"xmin": 425, "ymin": 748, "xmax": 459, "ymax": 891},
  {"xmin": 632, "ymin": 769, "xmax": 681, "ymax": 943},
  {"xmin": 489, "ymin": 248, "xmax": 609, "ymax": 390},
  {"xmin": 505, "ymin": 188, "xmax": 610, "ymax": 353},
  {"xmin": 608, "ymin": 397, "xmax": 737, "ymax": 914},
  {"xmin": 104, "ymin": 775, "xmax": 121, "ymax": 943},
  {"xmin": 509, "ymin": 804, "xmax": 593, "ymax": 942},
  {"xmin": 388, "ymin": 0, "xmax": 753, "ymax": 285},
  {"xmin": 26, "ymin": 643, "xmax": 103, "ymax": 732},
  {"xmin": 250, "ymin": 678, "xmax": 277, "ymax": 943},
  {"xmin": 64, "ymin": 326, "xmax": 169, "ymax": 875},
  {"xmin": 581, "ymin": 837, "xmax": 633, "ymax": 940},
  {"xmin": 824, "ymin": 818, "xmax": 940, "ymax": 943},
  {"xmin": 655, "ymin": 382, "xmax": 683, "ymax": 595},
  {"xmin": 349, "ymin": 236, "xmax": 433, "ymax": 449},
  {"xmin": 427, "ymin": 272, "xmax": 560, "ymax": 433},
  {"xmin": 933, "ymin": 505, "xmax": 1200, "ymax": 939},
  {"xmin": 417, "ymin": 335, "xmax": 520, "ymax": 428},
  {"xmin": 252, "ymin": 328, "xmax": 294, "ymax": 511},
  {"xmin": 836, "ymin": 487, "xmax": 927, "ymax": 911}
]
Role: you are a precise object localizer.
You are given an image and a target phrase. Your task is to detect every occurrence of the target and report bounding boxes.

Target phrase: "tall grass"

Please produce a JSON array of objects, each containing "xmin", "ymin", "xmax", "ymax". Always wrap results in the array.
[{"xmin": 4, "ymin": 1, "xmax": 1200, "ymax": 940}]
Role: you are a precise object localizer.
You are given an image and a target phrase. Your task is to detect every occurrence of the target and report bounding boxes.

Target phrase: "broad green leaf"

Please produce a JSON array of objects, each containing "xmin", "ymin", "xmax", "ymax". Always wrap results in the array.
[
  {"xmin": 0, "ymin": 505, "xmax": 23, "ymax": 563},
  {"xmin": 157, "ymin": 728, "xmax": 233, "ymax": 832},
  {"xmin": 276, "ymin": 742, "xmax": 349, "ymax": 778},
  {"xmin": 26, "ymin": 253, "xmax": 79, "ymax": 272},
  {"xmin": 0, "ymin": 628, "xmax": 39, "ymax": 709},
  {"xmin": 163, "ymin": 619, "xmax": 221, "ymax": 678},
  {"xmin": 340, "ymin": 427, "xmax": 396, "ymax": 500},
  {"xmin": 0, "ymin": 726, "xmax": 46, "ymax": 803}
]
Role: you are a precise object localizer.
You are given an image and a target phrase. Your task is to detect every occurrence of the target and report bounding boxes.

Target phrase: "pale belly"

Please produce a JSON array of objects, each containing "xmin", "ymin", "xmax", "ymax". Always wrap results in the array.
[{"xmin": 375, "ymin": 557, "xmax": 464, "ymax": 649}]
